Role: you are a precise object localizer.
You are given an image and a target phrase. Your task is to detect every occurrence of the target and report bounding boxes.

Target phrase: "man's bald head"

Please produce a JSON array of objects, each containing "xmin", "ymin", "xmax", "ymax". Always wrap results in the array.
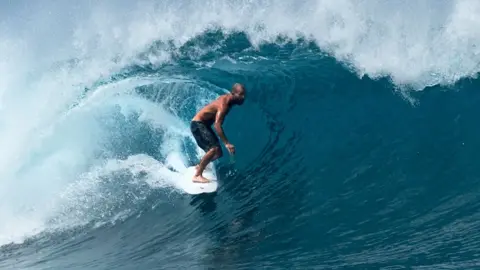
[
  {"xmin": 231, "ymin": 83, "xmax": 245, "ymax": 95},
  {"xmin": 230, "ymin": 83, "xmax": 245, "ymax": 105}
]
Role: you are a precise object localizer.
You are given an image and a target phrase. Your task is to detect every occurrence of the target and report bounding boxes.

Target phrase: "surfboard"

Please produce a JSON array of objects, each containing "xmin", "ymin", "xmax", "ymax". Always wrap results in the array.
[{"xmin": 177, "ymin": 166, "xmax": 218, "ymax": 194}]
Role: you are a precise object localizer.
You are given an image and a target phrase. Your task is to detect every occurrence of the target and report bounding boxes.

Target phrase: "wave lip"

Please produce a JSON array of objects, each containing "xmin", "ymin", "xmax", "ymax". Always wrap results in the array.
[
  {"xmin": 2, "ymin": 1, "xmax": 480, "ymax": 269},
  {"xmin": 4, "ymin": 1, "xmax": 480, "ymax": 90}
]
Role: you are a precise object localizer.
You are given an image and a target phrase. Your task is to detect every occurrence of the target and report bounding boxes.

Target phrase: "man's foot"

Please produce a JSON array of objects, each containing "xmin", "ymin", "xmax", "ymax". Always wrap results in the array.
[{"xmin": 192, "ymin": 174, "xmax": 210, "ymax": 183}]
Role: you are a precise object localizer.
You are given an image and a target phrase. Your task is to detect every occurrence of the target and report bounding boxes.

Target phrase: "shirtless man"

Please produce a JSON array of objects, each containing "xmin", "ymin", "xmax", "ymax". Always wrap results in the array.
[{"xmin": 190, "ymin": 83, "xmax": 246, "ymax": 183}]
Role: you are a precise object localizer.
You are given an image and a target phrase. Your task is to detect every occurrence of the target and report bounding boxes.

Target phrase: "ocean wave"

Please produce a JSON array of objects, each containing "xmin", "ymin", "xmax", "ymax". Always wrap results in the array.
[{"xmin": 2, "ymin": 1, "xmax": 480, "ymax": 269}]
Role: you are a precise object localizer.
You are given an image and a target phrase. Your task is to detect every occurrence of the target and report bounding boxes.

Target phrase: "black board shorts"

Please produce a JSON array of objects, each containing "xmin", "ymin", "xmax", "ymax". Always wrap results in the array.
[{"xmin": 190, "ymin": 121, "xmax": 220, "ymax": 152}]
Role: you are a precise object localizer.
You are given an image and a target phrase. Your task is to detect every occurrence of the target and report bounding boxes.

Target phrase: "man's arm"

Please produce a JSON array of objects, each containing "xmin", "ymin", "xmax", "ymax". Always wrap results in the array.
[{"xmin": 214, "ymin": 103, "xmax": 229, "ymax": 145}]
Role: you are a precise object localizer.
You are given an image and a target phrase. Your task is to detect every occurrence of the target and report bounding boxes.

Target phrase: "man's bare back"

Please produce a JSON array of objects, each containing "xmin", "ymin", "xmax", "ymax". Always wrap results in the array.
[
  {"xmin": 192, "ymin": 95, "xmax": 231, "ymax": 125},
  {"xmin": 190, "ymin": 83, "xmax": 246, "ymax": 183}
]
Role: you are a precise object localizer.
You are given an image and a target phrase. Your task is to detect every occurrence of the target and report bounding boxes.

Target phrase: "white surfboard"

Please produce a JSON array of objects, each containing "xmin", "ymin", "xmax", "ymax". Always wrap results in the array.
[{"xmin": 177, "ymin": 166, "xmax": 218, "ymax": 194}]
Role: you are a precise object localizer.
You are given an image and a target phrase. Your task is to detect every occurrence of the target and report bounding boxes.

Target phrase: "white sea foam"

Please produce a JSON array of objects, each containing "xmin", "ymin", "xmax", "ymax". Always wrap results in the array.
[{"xmin": 0, "ymin": 0, "xmax": 478, "ymax": 245}]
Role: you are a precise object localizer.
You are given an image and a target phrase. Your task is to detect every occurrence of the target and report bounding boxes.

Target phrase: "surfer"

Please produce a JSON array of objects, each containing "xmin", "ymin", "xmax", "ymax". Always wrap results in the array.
[{"xmin": 190, "ymin": 83, "xmax": 246, "ymax": 183}]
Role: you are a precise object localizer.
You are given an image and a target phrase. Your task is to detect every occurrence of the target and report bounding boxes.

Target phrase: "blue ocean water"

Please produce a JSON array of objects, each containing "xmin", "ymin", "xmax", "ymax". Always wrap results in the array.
[{"xmin": 2, "ymin": 1, "xmax": 480, "ymax": 269}]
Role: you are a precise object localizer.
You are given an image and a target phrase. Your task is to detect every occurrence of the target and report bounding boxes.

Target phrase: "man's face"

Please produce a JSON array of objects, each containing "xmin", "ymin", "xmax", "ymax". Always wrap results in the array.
[
  {"xmin": 236, "ymin": 90, "xmax": 245, "ymax": 105},
  {"xmin": 232, "ymin": 84, "xmax": 246, "ymax": 105}
]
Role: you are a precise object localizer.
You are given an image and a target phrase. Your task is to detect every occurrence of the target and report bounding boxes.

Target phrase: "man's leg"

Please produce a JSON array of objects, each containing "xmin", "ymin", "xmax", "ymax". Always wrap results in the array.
[{"xmin": 193, "ymin": 146, "xmax": 222, "ymax": 183}]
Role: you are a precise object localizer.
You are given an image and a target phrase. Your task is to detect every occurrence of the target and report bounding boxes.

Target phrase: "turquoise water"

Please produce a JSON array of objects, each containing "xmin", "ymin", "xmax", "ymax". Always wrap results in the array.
[{"xmin": 1, "ymin": 1, "xmax": 480, "ymax": 269}]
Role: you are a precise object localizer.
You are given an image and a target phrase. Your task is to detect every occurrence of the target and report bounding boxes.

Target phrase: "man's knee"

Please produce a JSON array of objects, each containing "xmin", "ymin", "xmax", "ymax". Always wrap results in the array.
[{"xmin": 213, "ymin": 146, "xmax": 223, "ymax": 159}]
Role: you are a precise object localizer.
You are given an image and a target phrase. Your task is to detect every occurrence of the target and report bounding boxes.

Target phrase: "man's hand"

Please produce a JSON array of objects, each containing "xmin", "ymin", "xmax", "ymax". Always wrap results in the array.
[{"xmin": 225, "ymin": 143, "xmax": 235, "ymax": 155}]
